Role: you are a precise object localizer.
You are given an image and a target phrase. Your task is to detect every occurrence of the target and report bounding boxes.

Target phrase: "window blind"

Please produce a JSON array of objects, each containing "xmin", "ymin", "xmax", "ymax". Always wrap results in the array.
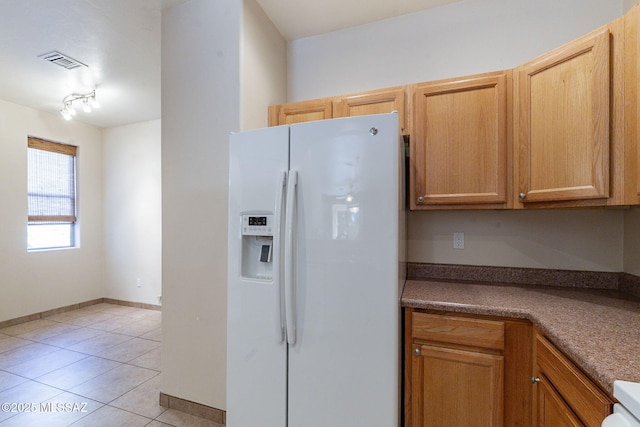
[{"xmin": 27, "ymin": 137, "xmax": 77, "ymax": 224}]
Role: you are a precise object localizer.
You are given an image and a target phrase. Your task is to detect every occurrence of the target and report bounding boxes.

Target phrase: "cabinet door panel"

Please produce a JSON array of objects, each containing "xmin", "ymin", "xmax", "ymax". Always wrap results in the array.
[
  {"xmin": 537, "ymin": 376, "xmax": 583, "ymax": 427},
  {"xmin": 412, "ymin": 344, "xmax": 504, "ymax": 427},
  {"xmin": 334, "ymin": 88, "xmax": 406, "ymax": 133},
  {"xmin": 518, "ymin": 27, "xmax": 610, "ymax": 203},
  {"xmin": 412, "ymin": 72, "xmax": 509, "ymax": 208},
  {"xmin": 624, "ymin": 5, "xmax": 640, "ymax": 199},
  {"xmin": 268, "ymin": 100, "xmax": 332, "ymax": 126},
  {"xmin": 535, "ymin": 334, "xmax": 612, "ymax": 426}
]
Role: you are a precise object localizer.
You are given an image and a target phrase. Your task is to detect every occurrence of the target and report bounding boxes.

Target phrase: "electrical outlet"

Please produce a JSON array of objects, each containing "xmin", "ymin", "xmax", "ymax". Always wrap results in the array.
[{"xmin": 453, "ymin": 232, "xmax": 464, "ymax": 249}]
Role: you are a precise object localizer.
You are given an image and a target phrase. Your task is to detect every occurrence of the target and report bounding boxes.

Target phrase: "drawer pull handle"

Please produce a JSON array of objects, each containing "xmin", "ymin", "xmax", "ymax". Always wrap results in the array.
[
  {"xmin": 414, "ymin": 348, "xmax": 421, "ymax": 356},
  {"xmin": 531, "ymin": 376, "xmax": 541, "ymax": 384}
]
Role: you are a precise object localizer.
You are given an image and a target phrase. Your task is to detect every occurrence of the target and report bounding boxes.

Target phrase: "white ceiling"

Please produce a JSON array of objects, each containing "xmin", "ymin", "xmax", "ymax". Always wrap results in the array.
[
  {"xmin": 256, "ymin": 0, "xmax": 464, "ymax": 40},
  {"xmin": 0, "ymin": 0, "xmax": 461, "ymax": 128}
]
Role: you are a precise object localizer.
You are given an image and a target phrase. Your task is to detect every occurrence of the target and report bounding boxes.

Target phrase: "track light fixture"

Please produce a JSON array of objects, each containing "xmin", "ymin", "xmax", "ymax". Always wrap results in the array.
[{"xmin": 59, "ymin": 90, "xmax": 99, "ymax": 120}]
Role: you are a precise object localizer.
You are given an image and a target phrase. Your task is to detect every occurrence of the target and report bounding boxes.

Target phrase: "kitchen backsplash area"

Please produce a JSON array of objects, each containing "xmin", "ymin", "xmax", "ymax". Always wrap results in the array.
[{"xmin": 408, "ymin": 262, "xmax": 640, "ymax": 299}]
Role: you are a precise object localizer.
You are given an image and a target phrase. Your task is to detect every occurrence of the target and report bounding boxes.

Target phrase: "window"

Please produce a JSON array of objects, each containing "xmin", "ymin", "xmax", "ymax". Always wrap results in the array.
[{"xmin": 27, "ymin": 137, "xmax": 77, "ymax": 250}]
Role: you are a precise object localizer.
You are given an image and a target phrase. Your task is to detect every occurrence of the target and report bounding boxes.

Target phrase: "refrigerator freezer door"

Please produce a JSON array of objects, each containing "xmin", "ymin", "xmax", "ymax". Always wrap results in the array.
[
  {"xmin": 288, "ymin": 113, "xmax": 401, "ymax": 427},
  {"xmin": 227, "ymin": 126, "xmax": 289, "ymax": 427}
]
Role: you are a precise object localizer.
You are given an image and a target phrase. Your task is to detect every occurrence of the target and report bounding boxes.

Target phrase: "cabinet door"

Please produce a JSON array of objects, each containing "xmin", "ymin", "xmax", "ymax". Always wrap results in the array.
[
  {"xmin": 516, "ymin": 27, "xmax": 610, "ymax": 204},
  {"xmin": 535, "ymin": 333, "xmax": 612, "ymax": 426},
  {"xmin": 333, "ymin": 88, "xmax": 406, "ymax": 133},
  {"xmin": 268, "ymin": 99, "xmax": 332, "ymax": 126},
  {"xmin": 624, "ymin": 5, "xmax": 640, "ymax": 199},
  {"xmin": 411, "ymin": 71, "xmax": 510, "ymax": 209},
  {"xmin": 411, "ymin": 344, "xmax": 504, "ymax": 427},
  {"xmin": 537, "ymin": 376, "xmax": 583, "ymax": 427}
]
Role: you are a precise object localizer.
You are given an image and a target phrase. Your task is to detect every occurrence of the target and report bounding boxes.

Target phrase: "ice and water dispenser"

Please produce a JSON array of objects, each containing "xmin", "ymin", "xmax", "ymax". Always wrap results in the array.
[{"xmin": 240, "ymin": 213, "xmax": 273, "ymax": 280}]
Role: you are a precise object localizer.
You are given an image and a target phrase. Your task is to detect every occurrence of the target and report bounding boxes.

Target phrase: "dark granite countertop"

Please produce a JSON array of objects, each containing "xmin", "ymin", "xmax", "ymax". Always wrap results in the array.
[{"xmin": 402, "ymin": 279, "xmax": 640, "ymax": 395}]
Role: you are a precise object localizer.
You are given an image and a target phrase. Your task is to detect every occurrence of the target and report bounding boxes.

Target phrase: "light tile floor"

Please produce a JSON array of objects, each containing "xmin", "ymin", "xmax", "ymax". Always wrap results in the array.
[{"xmin": 0, "ymin": 303, "xmax": 222, "ymax": 427}]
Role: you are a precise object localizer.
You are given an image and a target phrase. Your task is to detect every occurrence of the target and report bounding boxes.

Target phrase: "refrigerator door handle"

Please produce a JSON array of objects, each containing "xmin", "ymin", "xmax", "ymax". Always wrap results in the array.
[
  {"xmin": 284, "ymin": 170, "xmax": 298, "ymax": 346},
  {"xmin": 275, "ymin": 171, "xmax": 287, "ymax": 343}
]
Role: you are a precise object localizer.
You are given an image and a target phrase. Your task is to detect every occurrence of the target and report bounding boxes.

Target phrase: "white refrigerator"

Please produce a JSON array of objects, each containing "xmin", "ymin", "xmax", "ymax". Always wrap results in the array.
[{"xmin": 227, "ymin": 113, "xmax": 406, "ymax": 427}]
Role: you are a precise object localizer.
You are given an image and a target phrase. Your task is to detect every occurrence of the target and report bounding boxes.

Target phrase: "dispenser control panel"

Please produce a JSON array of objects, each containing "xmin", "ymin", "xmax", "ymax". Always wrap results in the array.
[{"xmin": 242, "ymin": 214, "xmax": 273, "ymax": 236}]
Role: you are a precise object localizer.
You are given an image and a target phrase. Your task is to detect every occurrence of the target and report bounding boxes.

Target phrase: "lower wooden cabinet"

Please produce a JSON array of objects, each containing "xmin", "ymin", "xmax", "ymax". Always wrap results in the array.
[
  {"xmin": 533, "ymin": 332, "xmax": 613, "ymax": 427},
  {"xmin": 536, "ymin": 375, "xmax": 583, "ymax": 427},
  {"xmin": 405, "ymin": 309, "xmax": 532, "ymax": 427},
  {"xmin": 412, "ymin": 344, "xmax": 504, "ymax": 426}
]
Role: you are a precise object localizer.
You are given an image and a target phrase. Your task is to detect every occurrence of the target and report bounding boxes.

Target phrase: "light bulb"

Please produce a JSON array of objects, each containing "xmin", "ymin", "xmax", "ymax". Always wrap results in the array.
[
  {"xmin": 83, "ymin": 99, "xmax": 92, "ymax": 113},
  {"xmin": 89, "ymin": 96, "xmax": 100, "ymax": 109},
  {"xmin": 60, "ymin": 108, "xmax": 72, "ymax": 120},
  {"xmin": 67, "ymin": 103, "xmax": 77, "ymax": 116}
]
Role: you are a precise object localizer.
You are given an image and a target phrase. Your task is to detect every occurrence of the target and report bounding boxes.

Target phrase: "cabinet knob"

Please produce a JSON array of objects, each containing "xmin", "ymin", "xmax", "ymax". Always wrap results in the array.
[
  {"xmin": 518, "ymin": 192, "xmax": 526, "ymax": 200},
  {"xmin": 414, "ymin": 348, "xmax": 421, "ymax": 356},
  {"xmin": 417, "ymin": 196, "xmax": 424, "ymax": 203},
  {"xmin": 531, "ymin": 376, "xmax": 541, "ymax": 384}
]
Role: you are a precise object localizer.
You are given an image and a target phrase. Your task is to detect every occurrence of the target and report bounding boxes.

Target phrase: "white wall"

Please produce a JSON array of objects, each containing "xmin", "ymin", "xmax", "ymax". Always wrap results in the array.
[
  {"xmin": 625, "ymin": 0, "xmax": 637, "ymax": 13},
  {"xmin": 102, "ymin": 120, "xmax": 161, "ymax": 305},
  {"xmin": 0, "ymin": 99, "xmax": 104, "ymax": 322},
  {"xmin": 241, "ymin": 0, "xmax": 287, "ymax": 130},
  {"xmin": 410, "ymin": 209, "xmax": 624, "ymax": 271},
  {"xmin": 624, "ymin": 208, "xmax": 640, "ymax": 275},
  {"xmin": 162, "ymin": 0, "xmax": 285, "ymax": 410},
  {"xmin": 161, "ymin": 0, "xmax": 241, "ymax": 410},
  {"xmin": 289, "ymin": 0, "xmax": 622, "ymax": 101},
  {"xmin": 288, "ymin": 0, "xmax": 627, "ymax": 272}
]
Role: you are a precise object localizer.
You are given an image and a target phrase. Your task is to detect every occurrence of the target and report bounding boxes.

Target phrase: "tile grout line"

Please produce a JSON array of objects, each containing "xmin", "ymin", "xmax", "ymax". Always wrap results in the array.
[{"xmin": 0, "ymin": 303, "xmax": 211, "ymax": 427}]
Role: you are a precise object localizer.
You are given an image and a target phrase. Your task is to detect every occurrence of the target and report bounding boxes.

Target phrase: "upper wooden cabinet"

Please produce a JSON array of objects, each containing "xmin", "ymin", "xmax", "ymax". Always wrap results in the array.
[
  {"xmin": 515, "ymin": 26, "xmax": 611, "ymax": 206},
  {"xmin": 514, "ymin": 17, "xmax": 639, "ymax": 208},
  {"xmin": 269, "ymin": 10, "xmax": 640, "ymax": 209},
  {"xmin": 268, "ymin": 99, "xmax": 332, "ymax": 127},
  {"xmin": 333, "ymin": 88, "xmax": 407, "ymax": 133},
  {"xmin": 411, "ymin": 71, "xmax": 511, "ymax": 210},
  {"xmin": 268, "ymin": 87, "xmax": 407, "ymax": 132},
  {"xmin": 626, "ymin": 4, "xmax": 640, "ymax": 198}
]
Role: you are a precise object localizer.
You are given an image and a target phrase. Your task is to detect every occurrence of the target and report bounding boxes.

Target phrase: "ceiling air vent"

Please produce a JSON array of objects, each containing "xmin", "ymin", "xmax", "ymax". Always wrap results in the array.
[{"xmin": 38, "ymin": 51, "xmax": 87, "ymax": 70}]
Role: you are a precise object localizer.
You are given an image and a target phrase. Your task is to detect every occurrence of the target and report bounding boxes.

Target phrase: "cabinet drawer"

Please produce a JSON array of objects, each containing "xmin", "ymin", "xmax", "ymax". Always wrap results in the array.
[
  {"xmin": 412, "ymin": 312, "xmax": 505, "ymax": 351},
  {"xmin": 536, "ymin": 334, "xmax": 612, "ymax": 427}
]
